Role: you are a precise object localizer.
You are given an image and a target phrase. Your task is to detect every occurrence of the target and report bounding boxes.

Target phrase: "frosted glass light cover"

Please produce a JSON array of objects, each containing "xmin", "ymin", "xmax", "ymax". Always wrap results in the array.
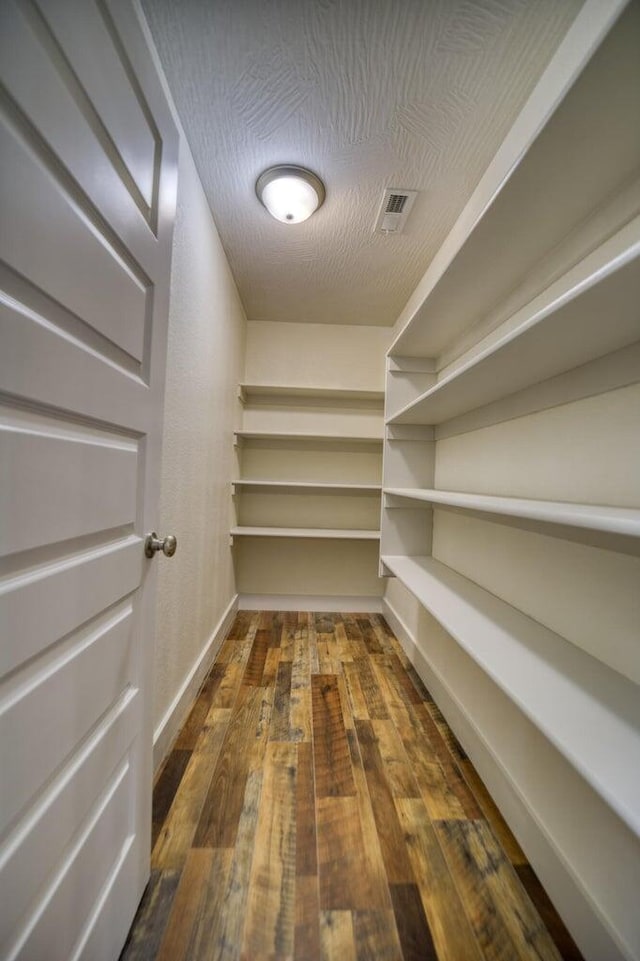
[
  {"xmin": 262, "ymin": 176, "xmax": 318, "ymax": 223},
  {"xmin": 256, "ymin": 165, "xmax": 325, "ymax": 224}
]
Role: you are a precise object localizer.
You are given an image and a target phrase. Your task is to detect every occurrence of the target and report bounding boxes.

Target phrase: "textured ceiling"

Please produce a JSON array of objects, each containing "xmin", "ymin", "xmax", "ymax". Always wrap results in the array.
[{"xmin": 142, "ymin": 0, "xmax": 583, "ymax": 327}]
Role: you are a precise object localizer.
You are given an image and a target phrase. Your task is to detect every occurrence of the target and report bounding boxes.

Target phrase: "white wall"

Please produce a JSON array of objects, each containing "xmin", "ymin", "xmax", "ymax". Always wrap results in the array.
[
  {"xmin": 152, "ymin": 136, "xmax": 246, "ymax": 767},
  {"xmin": 244, "ymin": 320, "xmax": 390, "ymax": 390},
  {"xmin": 434, "ymin": 382, "xmax": 640, "ymax": 506}
]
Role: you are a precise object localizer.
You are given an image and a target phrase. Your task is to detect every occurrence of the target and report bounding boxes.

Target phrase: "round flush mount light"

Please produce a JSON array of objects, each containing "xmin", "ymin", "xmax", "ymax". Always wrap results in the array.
[{"xmin": 255, "ymin": 165, "xmax": 325, "ymax": 224}]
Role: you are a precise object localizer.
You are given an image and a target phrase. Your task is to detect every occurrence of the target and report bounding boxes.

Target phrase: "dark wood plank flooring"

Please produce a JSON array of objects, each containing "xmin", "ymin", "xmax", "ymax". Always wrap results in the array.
[{"xmin": 121, "ymin": 611, "xmax": 583, "ymax": 961}]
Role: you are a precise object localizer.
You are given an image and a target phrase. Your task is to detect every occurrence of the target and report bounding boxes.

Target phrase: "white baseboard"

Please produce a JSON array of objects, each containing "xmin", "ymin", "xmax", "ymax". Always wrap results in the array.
[
  {"xmin": 153, "ymin": 593, "xmax": 239, "ymax": 772},
  {"xmin": 239, "ymin": 593, "xmax": 383, "ymax": 612},
  {"xmin": 383, "ymin": 596, "xmax": 631, "ymax": 961}
]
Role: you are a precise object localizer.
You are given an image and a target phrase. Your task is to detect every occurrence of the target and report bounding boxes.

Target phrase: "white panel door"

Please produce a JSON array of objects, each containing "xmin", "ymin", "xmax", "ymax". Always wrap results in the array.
[{"xmin": 0, "ymin": 1, "xmax": 178, "ymax": 958}]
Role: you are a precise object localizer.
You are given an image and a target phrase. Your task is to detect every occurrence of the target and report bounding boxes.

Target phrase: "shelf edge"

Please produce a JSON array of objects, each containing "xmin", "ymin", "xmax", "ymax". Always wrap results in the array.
[{"xmin": 383, "ymin": 488, "xmax": 640, "ymax": 538}]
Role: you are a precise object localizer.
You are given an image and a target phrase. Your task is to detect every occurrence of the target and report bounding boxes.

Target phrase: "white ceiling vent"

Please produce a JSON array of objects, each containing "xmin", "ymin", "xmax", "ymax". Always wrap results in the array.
[{"xmin": 375, "ymin": 188, "xmax": 418, "ymax": 234}]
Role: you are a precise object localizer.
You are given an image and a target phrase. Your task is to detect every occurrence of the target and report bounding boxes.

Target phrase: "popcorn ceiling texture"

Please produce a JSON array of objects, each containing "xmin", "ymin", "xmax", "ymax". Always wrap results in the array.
[{"xmin": 142, "ymin": 0, "xmax": 582, "ymax": 327}]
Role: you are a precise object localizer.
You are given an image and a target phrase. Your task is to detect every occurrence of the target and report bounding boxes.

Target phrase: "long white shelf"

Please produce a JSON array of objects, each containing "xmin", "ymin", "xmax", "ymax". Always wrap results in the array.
[
  {"xmin": 239, "ymin": 384, "xmax": 384, "ymax": 404},
  {"xmin": 384, "ymin": 488, "xmax": 640, "ymax": 539},
  {"xmin": 381, "ymin": 553, "xmax": 640, "ymax": 836},
  {"xmin": 234, "ymin": 430, "xmax": 383, "ymax": 445},
  {"xmin": 231, "ymin": 527, "xmax": 380, "ymax": 540},
  {"xmin": 388, "ymin": 220, "xmax": 640, "ymax": 425},
  {"xmin": 233, "ymin": 480, "xmax": 381, "ymax": 493},
  {"xmin": 389, "ymin": 0, "xmax": 635, "ymax": 359}
]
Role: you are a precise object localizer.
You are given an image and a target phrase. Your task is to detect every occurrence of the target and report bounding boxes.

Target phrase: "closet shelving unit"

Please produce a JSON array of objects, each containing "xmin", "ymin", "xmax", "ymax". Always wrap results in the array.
[
  {"xmin": 234, "ymin": 429, "xmax": 382, "ymax": 445},
  {"xmin": 388, "ymin": 220, "xmax": 640, "ymax": 426},
  {"xmin": 232, "ymin": 384, "xmax": 384, "ymax": 548},
  {"xmin": 383, "ymin": 489, "xmax": 640, "ymax": 540},
  {"xmin": 381, "ymin": 552, "xmax": 639, "ymax": 833},
  {"xmin": 232, "ymin": 480, "xmax": 381, "ymax": 492},
  {"xmin": 238, "ymin": 383, "xmax": 384, "ymax": 404},
  {"xmin": 230, "ymin": 527, "xmax": 380, "ymax": 540},
  {"xmin": 381, "ymin": 2, "xmax": 640, "ymax": 954}
]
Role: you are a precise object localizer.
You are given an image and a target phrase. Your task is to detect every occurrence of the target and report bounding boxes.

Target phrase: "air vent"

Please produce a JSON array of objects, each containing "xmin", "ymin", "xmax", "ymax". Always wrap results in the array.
[
  {"xmin": 375, "ymin": 188, "xmax": 418, "ymax": 234},
  {"xmin": 386, "ymin": 193, "xmax": 407, "ymax": 214}
]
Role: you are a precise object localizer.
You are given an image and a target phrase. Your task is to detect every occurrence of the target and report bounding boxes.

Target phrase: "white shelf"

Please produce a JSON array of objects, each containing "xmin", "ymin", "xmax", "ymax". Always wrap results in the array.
[
  {"xmin": 384, "ymin": 488, "xmax": 640, "ymax": 539},
  {"xmin": 381, "ymin": 554, "xmax": 640, "ymax": 836},
  {"xmin": 233, "ymin": 480, "xmax": 381, "ymax": 493},
  {"xmin": 389, "ymin": 0, "xmax": 636, "ymax": 359},
  {"xmin": 239, "ymin": 384, "xmax": 384, "ymax": 404},
  {"xmin": 388, "ymin": 220, "xmax": 640, "ymax": 425},
  {"xmin": 231, "ymin": 527, "xmax": 380, "ymax": 540},
  {"xmin": 234, "ymin": 430, "xmax": 383, "ymax": 445}
]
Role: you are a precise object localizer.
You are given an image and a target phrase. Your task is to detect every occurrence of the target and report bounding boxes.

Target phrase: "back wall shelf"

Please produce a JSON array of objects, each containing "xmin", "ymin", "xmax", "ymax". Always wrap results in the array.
[{"xmin": 232, "ymin": 382, "xmax": 385, "ymax": 595}]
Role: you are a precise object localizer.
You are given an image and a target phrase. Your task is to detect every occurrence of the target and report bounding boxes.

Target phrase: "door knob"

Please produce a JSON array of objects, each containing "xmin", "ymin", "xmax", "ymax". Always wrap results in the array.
[{"xmin": 145, "ymin": 532, "xmax": 177, "ymax": 558}]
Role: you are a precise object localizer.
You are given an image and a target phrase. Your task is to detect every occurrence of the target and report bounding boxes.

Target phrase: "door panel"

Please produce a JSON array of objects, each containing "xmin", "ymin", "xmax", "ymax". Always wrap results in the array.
[
  {"xmin": 37, "ymin": 0, "xmax": 158, "ymax": 209},
  {"xmin": 0, "ymin": 122, "xmax": 148, "ymax": 361},
  {"xmin": 1, "ymin": 694, "xmax": 138, "ymax": 941},
  {"xmin": 0, "ymin": 1, "xmax": 155, "ymax": 259},
  {"xmin": 0, "ymin": 297, "xmax": 150, "ymax": 430},
  {"xmin": 1, "ymin": 534, "xmax": 141, "ymax": 675},
  {"xmin": 0, "ymin": 0, "xmax": 178, "ymax": 956},
  {"xmin": 13, "ymin": 759, "xmax": 136, "ymax": 961},
  {"xmin": 0, "ymin": 407, "xmax": 138, "ymax": 554},
  {"xmin": 1, "ymin": 413, "xmax": 138, "ymax": 555},
  {"xmin": 1, "ymin": 601, "xmax": 134, "ymax": 836}
]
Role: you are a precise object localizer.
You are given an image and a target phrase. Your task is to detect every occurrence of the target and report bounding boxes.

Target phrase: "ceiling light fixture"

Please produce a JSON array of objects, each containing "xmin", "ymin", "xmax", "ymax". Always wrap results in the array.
[{"xmin": 256, "ymin": 165, "xmax": 325, "ymax": 224}]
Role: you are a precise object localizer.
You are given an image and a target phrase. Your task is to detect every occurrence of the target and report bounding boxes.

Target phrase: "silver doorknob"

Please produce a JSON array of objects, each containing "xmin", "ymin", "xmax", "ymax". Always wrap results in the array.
[{"xmin": 145, "ymin": 532, "xmax": 177, "ymax": 558}]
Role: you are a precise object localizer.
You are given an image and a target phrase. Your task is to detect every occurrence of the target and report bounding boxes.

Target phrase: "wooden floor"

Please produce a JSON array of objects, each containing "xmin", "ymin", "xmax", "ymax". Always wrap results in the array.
[{"xmin": 121, "ymin": 611, "xmax": 583, "ymax": 961}]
